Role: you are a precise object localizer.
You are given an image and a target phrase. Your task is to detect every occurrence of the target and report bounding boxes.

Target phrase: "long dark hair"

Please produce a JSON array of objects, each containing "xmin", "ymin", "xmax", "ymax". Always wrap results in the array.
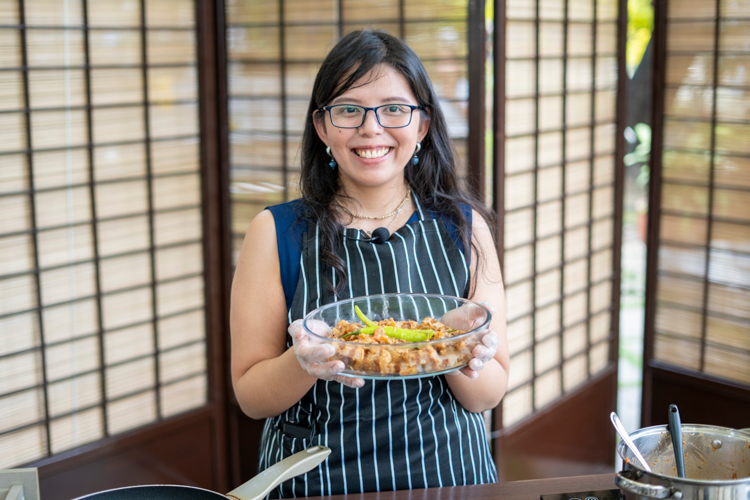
[{"xmin": 299, "ymin": 29, "xmax": 495, "ymax": 297}]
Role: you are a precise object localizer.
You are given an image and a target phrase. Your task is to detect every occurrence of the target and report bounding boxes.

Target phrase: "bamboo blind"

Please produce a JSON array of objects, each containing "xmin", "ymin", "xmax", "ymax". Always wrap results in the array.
[
  {"xmin": 0, "ymin": 0, "xmax": 207, "ymax": 469},
  {"xmin": 225, "ymin": 0, "xmax": 472, "ymax": 261},
  {"xmin": 653, "ymin": 0, "xmax": 750, "ymax": 385},
  {"xmin": 501, "ymin": 0, "xmax": 620, "ymax": 427}
]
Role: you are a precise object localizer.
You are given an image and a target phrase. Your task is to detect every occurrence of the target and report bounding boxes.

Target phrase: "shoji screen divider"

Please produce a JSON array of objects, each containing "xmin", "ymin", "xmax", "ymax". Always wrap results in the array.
[
  {"xmin": 490, "ymin": 0, "xmax": 625, "ymax": 479},
  {"xmin": 0, "ymin": 0, "xmax": 209, "ymax": 470},
  {"xmin": 498, "ymin": 0, "xmax": 622, "ymax": 429},
  {"xmin": 642, "ymin": 0, "xmax": 750, "ymax": 426}
]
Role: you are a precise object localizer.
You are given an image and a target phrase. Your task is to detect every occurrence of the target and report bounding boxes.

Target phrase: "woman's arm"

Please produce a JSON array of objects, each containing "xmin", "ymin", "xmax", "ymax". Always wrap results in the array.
[
  {"xmin": 444, "ymin": 210, "xmax": 510, "ymax": 413},
  {"xmin": 230, "ymin": 210, "xmax": 319, "ymax": 419}
]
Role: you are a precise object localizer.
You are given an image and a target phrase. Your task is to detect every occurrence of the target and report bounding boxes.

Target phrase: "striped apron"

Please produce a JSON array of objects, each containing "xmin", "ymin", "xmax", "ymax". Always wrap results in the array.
[{"xmin": 258, "ymin": 197, "xmax": 497, "ymax": 498}]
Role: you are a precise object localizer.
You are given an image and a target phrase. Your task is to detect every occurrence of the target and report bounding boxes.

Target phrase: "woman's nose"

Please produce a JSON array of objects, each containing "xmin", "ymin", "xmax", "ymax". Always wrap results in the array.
[{"xmin": 359, "ymin": 109, "xmax": 383, "ymax": 135}]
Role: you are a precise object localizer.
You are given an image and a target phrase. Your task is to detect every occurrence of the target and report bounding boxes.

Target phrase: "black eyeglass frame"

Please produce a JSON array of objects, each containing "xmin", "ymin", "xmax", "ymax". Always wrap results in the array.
[{"xmin": 320, "ymin": 104, "xmax": 425, "ymax": 129}]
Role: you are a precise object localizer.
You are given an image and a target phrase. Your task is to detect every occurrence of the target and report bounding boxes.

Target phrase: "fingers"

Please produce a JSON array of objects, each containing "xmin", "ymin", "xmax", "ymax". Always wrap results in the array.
[
  {"xmin": 288, "ymin": 319, "xmax": 304, "ymax": 340},
  {"xmin": 473, "ymin": 346, "xmax": 493, "ymax": 363},
  {"xmin": 292, "ymin": 320, "xmax": 337, "ymax": 369},
  {"xmin": 437, "ymin": 308, "xmax": 460, "ymax": 329},
  {"xmin": 289, "ymin": 319, "xmax": 362, "ymax": 388},
  {"xmin": 446, "ymin": 363, "xmax": 480, "ymax": 379},
  {"xmin": 307, "ymin": 318, "xmax": 332, "ymax": 337},
  {"xmin": 289, "ymin": 319, "xmax": 330, "ymax": 343},
  {"xmin": 441, "ymin": 302, "xmax": 487, "ymax": 330},
  {"xmin": 307, "ymin": 359, "xmax": 345, "ymax": 379},
  {"xmin": 472, "ymin": 331, "xmax": 498, "ymax": 361},
  {"xmin": 482, "ymin": 330, "xmax": 498, "ymax": 346},
  {"xmin": 464, "ymin": 303, "xmax": 484, "ymax": 329},
  {"xmin": 468, "ymin": 357, "xmax": 484, "ymax": 371},
  {"xmin": 445, "ymin": 331, "xmax": 498, "ymax": 381},
  {"xmin": 462, "ymin": 302, "xmax": 494, "ymax": 329},
  {"xmin": 297, "ymin": 342, "xmax": 336, "ymax": 363},
  {"xmin": 472, "ymin": 332, "xmax": 498, "ymax": 363},
  {"xmin": 332, "ymin": 375, "xmax": 365, "ymax": 389},
  {"xmin": 304, "ymin": 360, "xmax": 364, "ymax": 388},
  {"xmin": 458, "ymin": 366, "xmax": 479, "ymax": 379}
]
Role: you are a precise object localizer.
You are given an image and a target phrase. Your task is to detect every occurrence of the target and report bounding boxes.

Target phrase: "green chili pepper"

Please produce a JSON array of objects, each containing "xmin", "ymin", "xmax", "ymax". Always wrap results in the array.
[
  {"xmin": 340, "ymin": 325, "xmax": 435, "ymax": 342},
  {"xmin": 381, "ymin": 326, "xmax": 434, "ymax": 342},
  {"xmin": 345, "ymin": 306, "xmax": 435, "ymax": 341},
  {"xmin": 354, "ymin": 305, "xmax": 377, "ymax": 328},
  {"xmin": 340, "ymin": 327, "xmax": 374, "ymax": 338}
]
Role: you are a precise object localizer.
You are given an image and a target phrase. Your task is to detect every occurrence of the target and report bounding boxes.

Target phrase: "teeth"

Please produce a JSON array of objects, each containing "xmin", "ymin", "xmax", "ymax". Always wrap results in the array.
[{"xmin": 355, "ymin": 147, "xmax": 390, "ymax": 159}]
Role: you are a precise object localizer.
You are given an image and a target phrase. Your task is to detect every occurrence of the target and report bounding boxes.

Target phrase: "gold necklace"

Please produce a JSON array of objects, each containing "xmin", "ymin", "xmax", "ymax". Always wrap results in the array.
[{"xmin": 339, "ymin": 186, "xmax": 411, "ymax": 220}]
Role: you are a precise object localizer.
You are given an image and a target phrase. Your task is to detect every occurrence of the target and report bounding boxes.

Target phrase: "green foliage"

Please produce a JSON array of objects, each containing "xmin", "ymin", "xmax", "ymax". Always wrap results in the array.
[
  {"xmin": 624, "ymin": 123, "xmax": 651, "ymax": 188},
  {"xmin": 627, "ymin": 0, "xmax": 654, "ymax": 77},
  {"xmin": 629, "ymin": 0, "xmax": 654, "ymax": 31}
]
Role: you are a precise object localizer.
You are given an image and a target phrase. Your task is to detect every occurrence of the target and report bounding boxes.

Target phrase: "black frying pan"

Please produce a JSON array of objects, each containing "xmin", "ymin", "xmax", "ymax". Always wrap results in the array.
[{"xmin": 75, "ymin": 446, "xmax": 331, "ymax": 500}]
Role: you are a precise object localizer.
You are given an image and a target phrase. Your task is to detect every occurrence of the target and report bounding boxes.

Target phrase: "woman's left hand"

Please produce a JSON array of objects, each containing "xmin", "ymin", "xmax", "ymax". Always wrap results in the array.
[{"xmin": 440, "ymin": 301, "xmax": 499, "ymax": 379}]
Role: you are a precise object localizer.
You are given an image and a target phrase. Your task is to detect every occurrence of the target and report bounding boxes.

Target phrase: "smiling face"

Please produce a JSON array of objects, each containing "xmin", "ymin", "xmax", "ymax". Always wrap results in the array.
[{"xmin": 313, "ymin": 64, "xmax": 429, "ymax": 193}]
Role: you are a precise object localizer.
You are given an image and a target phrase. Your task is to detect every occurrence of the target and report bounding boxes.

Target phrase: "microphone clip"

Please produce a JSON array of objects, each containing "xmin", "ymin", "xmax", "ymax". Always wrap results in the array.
[{"xmin": 370, "ymin": 227, "xmax": 390, "ymax": 244}]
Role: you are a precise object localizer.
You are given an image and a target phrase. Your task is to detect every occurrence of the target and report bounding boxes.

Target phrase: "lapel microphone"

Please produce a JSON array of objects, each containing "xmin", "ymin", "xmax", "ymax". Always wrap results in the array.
[
  {"xmin": 342, "ymin": 227, "xmax": 390, "ymax": 244},
  {"xmin": 370, "ymin": 227, "xmax": 390, "ymax": 244}
]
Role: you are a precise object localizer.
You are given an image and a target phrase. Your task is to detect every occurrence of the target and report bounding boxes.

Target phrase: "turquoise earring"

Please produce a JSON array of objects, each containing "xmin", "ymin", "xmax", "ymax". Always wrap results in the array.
[
  {"xmin": 412, "ymin": 142, "xmax": 422, "ymax": 165},
  {"xmin": 326, "ymin": 146, "xmax": 337, "ymax": 169}
]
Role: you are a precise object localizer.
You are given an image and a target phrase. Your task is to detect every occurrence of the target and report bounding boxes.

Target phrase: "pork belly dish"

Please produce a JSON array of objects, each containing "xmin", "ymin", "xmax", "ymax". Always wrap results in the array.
[{"xmin": 323, "ymin": 306, "xmax": 478, "ymax": 377}]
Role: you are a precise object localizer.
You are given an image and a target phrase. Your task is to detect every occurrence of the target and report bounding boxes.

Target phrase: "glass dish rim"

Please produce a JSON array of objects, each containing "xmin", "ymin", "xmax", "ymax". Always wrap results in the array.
[
  {"xmin": 337, "ymin": 366, "xmax": 462, "ymax": 380},
  {"xmin": 301, "ymin": 292, "xmax": 492, "ymax": 347}
]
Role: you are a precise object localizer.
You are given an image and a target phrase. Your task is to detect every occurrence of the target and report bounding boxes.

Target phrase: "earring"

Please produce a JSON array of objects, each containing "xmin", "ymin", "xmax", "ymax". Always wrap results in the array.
[
  {"xmin": 412, "ymin": 142, "xmax": 422, "ymax": 165},
  {"xmin": 326, "ymin": 146, "xmax": 337, "ymax": 169}
]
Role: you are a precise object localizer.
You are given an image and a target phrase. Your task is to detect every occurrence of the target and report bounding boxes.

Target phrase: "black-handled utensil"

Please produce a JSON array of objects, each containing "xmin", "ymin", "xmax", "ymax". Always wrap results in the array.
[{"xmin": 668, "ymin": 404, "xmax": 686, "ymax": 478}]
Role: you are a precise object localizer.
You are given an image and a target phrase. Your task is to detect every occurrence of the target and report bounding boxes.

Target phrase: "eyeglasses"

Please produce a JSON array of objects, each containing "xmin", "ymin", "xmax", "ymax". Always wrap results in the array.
[{"xmin": 321, "ymin": 104, "xmax": 423, "ymax": 129}]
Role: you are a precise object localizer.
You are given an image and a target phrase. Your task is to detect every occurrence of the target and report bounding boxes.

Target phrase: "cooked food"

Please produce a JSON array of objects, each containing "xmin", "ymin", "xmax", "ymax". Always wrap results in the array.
[{"xmin": 325, "ymin": 306, "xmax": 477, "ymax": 376}]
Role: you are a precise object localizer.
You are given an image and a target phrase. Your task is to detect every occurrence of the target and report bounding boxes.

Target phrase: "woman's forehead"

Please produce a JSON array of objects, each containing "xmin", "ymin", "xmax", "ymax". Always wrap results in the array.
[{"xmin": 335, "ymin": 65, "xmax": 416, "ymax": 102}]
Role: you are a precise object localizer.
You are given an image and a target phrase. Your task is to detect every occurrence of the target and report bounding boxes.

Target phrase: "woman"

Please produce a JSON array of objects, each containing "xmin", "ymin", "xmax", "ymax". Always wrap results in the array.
[{"xmin": 230, "ymin": 30, "xmax": 509, "ymax": 497}]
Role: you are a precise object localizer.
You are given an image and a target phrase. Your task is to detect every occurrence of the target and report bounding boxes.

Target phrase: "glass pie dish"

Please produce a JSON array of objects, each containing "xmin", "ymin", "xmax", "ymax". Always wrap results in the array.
[{"xmin": 301, "ymin": 293, "xmax": 492, "ymax": 379}]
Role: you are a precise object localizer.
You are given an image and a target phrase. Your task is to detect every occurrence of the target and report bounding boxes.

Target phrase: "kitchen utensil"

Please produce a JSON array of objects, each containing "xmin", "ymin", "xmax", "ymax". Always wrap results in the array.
[
  {"xmin": 75, "ymin": 445, "xmax": 331, "ymax": 500},
  {"xmin": 615, "ymin": 424, "xmax": 750, "ymax": 500},
  {"xmin": 667, "ymin": 405, "xmax": 685, "ymax": 478},
  {"xmin": 611, "ymin": 412, "xmax": 652, "ymax": 472},
  {"xmin": 302, "ymin": 293, "xmax": 491, "ymax": 379}
]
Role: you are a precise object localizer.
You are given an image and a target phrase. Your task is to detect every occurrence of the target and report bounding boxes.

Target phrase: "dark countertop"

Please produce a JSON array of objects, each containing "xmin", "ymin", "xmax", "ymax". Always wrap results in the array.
[{"xmin": 309, "ymin": 473, "xmax": 618, "ymax": 500}]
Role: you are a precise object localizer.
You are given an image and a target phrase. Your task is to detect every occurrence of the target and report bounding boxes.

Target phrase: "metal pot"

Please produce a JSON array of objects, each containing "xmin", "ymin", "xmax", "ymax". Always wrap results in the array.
[
  {"xmin": 615, "ymin": 424, "xmax": 750, "ymax": 500},
  {"xmin": 74, "ymin": 445, "xmax": 330, "ymax": 500}
]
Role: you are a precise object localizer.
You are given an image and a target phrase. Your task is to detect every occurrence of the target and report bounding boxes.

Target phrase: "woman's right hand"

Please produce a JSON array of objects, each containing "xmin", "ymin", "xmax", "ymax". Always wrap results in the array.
[{"xmin": 289, "ymin": 319, "xmax": 364, "ymax": 388}]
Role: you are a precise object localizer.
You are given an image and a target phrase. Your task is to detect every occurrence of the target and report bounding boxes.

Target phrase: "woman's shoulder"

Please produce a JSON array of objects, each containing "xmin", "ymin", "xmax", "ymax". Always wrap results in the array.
[
  {"xmin": 266, "ymin": 199, "xmax": 308, "ymax": 236},
  {"xmin": 429, "ymin": 202, "xmax": 472, "ymax": 229},
  {"xmin": 266, "ymin": 198, "xmax": 306, "ymax": 221},
  {"xmin": 265, "ymin": 199, "xmax": 307, "ymax": 311}
]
